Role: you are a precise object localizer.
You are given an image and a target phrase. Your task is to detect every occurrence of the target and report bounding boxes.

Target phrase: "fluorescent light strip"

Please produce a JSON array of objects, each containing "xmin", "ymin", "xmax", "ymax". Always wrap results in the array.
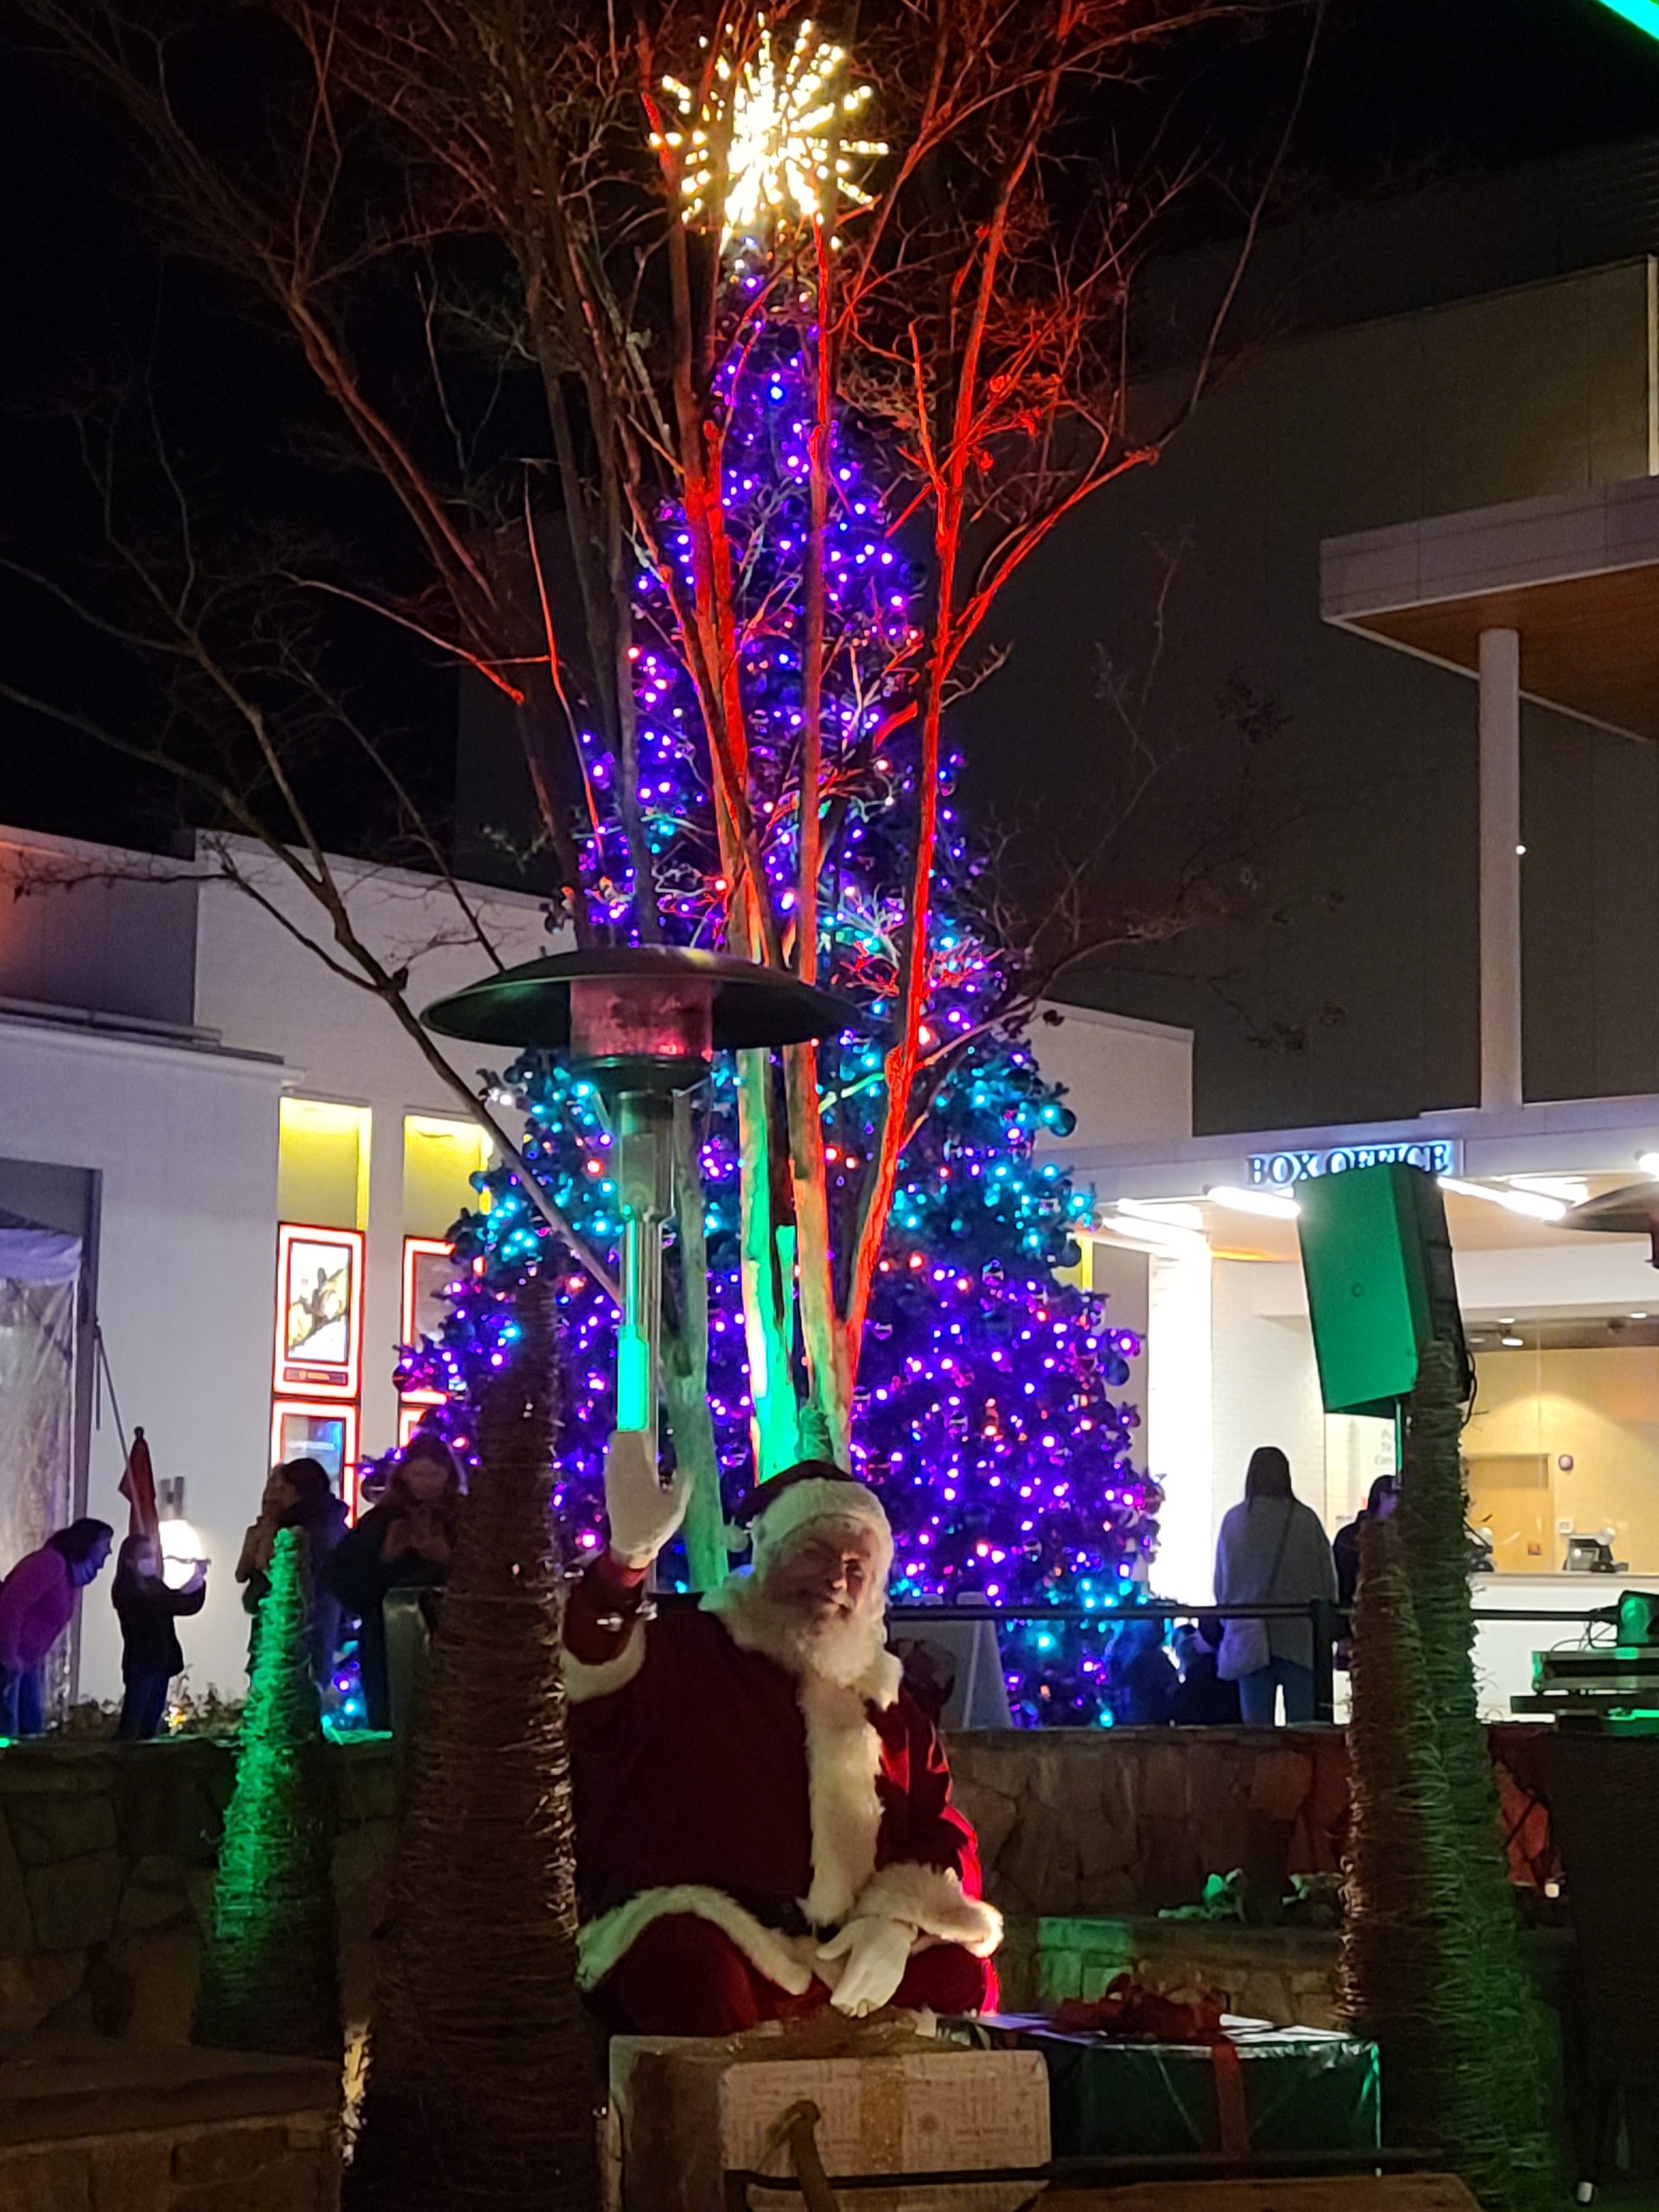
[
  {"xmin": 1117, "ymin": 1198, "xmax": 1206, "ymax": 1232},
  {"xmin": 1507, "ymin": 1176, "xmax": 1587, "ymax": 1205},
  {"xmin": 1439, "ymin": 1175, "xmax": 1567, "ymax": 1223},
  {"xmin": 1594, "ymin": 0, "xmax": 1659, "ymax": 42},
  {"xmin": 1205, "ymin": 1184, "xmax": 1300, "ymax": 1221}
]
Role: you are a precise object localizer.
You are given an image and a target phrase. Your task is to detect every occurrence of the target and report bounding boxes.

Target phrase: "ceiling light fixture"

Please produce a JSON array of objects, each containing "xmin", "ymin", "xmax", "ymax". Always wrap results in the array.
[
  {"xmin": 1204, "ymin": 1185, "xmax": 1301, "ymax": 1221},
  {"xmin": 1117, "ymin": 1198, "xmax": 1206, "ymax": 1232},
  {"xmin": 1508, "ymin": 1175, "xmax": 1589, "ymax": 1205},
  {"xmin": 1440, "ymin": 1175, "xmax": 1567, "ymax": 1223}
]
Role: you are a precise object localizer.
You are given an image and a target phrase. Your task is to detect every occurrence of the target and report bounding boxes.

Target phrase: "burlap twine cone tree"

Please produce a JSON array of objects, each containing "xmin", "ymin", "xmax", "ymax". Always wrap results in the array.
[
  {"xmin": 193, "ymin": 1525, "xmax": 342, "ymax": 2060},
  {"xmin": 1341, "ymin": 1338, "xmax": 1556, "ymax": 2209},
  {"xmin": 346, "ymin": 1274, "xmax": 599, "ymax": 2211}
]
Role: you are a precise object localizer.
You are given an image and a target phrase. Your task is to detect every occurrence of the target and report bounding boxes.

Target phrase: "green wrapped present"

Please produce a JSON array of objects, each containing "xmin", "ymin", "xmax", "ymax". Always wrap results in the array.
[{"xmin": 944, "ymin": 2013, "xmax": 1380, "ymax": 2163}]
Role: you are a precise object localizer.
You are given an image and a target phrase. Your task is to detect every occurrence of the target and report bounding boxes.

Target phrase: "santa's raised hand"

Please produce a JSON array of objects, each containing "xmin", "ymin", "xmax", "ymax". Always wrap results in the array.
[{"xmin": 603, "ymin": 1428, "xmax": 690, "ymax": 1568}]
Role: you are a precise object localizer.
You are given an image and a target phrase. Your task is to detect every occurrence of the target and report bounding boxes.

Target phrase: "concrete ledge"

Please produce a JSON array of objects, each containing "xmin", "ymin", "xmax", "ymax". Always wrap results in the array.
[{"xmin": 0, "ymin": 2043, "xmax": 340, "ymax": 2147}]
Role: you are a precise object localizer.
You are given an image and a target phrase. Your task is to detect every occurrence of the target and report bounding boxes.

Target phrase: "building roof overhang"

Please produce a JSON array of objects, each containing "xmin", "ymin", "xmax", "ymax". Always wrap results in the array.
[{"xmin": 1321, "ymin": 474, "xmax": 1659, "ymax": 741}]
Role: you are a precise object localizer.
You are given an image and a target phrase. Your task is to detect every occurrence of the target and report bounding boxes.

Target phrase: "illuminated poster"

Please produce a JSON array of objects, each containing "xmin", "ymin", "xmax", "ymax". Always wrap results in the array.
[
  {"xmin": 400, "ymin": 1237, "xmax": 455, "ymax": 1408},
  {"xmin": 270, "ymin": 1402, "xmax": 358, "ymax": 1491},
  {"xmin": 274, "ymin": 1224, "xmax": 364, "ymax": 1398}
]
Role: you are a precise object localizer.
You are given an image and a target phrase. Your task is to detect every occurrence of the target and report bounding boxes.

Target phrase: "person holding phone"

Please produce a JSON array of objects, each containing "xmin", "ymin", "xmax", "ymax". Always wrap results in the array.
[{"xmin": 111, "ymin": 1533, "xmax": 208, "ymax": 1739}]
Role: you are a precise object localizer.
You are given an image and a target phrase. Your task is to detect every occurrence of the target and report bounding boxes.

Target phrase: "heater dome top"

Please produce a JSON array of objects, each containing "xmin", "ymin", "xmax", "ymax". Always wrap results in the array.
[{"xmin": 421, "ymin": 944, "xmax": 865, "ymax": 1056}]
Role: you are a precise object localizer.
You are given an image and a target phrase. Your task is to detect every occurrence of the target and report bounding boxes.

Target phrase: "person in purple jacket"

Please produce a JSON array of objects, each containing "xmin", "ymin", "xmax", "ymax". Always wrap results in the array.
[{"xmin": 0, "ymin": 1519, "xmax": 114, "ymax": 1737}]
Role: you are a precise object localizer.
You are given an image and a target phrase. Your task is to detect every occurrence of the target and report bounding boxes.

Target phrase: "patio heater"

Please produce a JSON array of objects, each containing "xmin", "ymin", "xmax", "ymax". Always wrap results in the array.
[
  {"xmin": 1560, "ymin": 1181, "xmax": 1659, "ymax": 1270},
  {"xmin": 422, "ymin": 946, "xmax": 860, "ymax": 1449}
]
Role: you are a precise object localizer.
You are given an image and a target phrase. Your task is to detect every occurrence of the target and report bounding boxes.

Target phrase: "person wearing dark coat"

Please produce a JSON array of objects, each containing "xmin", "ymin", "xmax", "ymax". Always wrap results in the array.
[
  {"xmin": 1103, "ymin": 1615, "xmax": 1179, "ymax": 1727},
  {"xmin": 111, "ymin": 1534, "xmax": 207, "ymax": 1739},
  {"xmin": 1333, "ymin": 1474, "xmax": 1400, "ymax": 1609},
  {"xmin": 236, "ymin": 1458, "xmax": 349, "ymax": 1694},
  {"xmin": 322, "ymin": 1437, "xmax": 462, "ymax": 1731},
  {"xmin": 1171, "ymin": 1621, "xmax": 1242, "ymax": 1726}
]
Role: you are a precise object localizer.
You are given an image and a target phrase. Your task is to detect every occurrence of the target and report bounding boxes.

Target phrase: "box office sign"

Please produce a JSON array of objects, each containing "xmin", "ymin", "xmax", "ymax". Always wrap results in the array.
[{"xmin": 1248, "ymin": 1138, "xmax": 1460, "ymax": 1189}]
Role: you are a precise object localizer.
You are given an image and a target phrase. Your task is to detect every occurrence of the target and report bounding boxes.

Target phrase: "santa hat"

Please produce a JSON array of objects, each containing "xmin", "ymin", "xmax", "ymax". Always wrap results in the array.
[{"xmin": 736, "ymin": 1463, "xmax": 893, "ymax": 1585}]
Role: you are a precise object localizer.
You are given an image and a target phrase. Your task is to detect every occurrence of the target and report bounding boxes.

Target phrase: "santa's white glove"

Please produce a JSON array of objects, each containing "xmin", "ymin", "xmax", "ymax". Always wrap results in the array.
[
  {"xmin": 818, "ymin": 1916, "xmax": 917, "ymax": 2018},
  {"xmin": 604, "ymin": 1428, "xmax": 690, "ymax": 1569}
]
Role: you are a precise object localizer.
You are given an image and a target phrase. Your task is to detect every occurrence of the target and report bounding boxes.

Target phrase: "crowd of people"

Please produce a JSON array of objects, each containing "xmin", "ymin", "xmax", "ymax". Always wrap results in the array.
[
  {"xmin": 0, "ymin": 1426, "xmax": 467, "ymax": 1741},
  {"xmin": 1097, "ymin": 1447, "xmax": 1399, "ymax": 1730},
  {"xmin": 0, "ymin": 1422, "xmax": 1391, "ymax": 1742}
]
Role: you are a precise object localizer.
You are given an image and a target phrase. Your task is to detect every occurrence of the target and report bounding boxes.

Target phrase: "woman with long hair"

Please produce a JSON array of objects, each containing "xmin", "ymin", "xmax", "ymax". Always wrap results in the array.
[
  {"xmin": 323, "ymin": 1435, "xmax": 463, "ymax": 1731},
  {"xmin": 1213, "ymin": 1446, "xmax": 1338, "ymax": 1726},
  {"xmin": 0, "ymin": 1518, "xmax": 114, "ymax": 1736}
]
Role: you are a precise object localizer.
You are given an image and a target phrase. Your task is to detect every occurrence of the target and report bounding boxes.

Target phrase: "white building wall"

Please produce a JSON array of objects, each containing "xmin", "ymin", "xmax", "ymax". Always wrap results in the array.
[
  {"xmin": 1145, "ymin": 1246, "xmax": 1214, "ymax": 1601},
  {"xmin": 193, "ymin": 843, "xmax": 560, "ymax": 1452},
  {"xmin": 0, "ymin": 1015, "xmax": 283, "ymax": 1703},
  {"xmin": 1209, "ymin": 1258, "xmax": 1328, "ymax": 1560},
  {"xmin": 1033, "ymin": 1003, "xmax": 1194, "ymax": 1153}
]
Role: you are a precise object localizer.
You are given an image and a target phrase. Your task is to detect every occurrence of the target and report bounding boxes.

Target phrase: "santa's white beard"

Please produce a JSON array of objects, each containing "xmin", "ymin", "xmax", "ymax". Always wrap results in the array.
[{"xmin": 710, "ymin": 1574, "xmax": 891, "ymax": 1693}]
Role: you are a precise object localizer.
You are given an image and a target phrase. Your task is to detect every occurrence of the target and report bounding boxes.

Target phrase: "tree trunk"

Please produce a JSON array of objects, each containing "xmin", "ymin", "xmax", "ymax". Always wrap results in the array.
[
  {"xmin": 735, "ymin": 1048, "xmax": 804, "ymax": 1480},
  {"xmin": 346, "ymin": 1275, "xmax": 599, "ymax": 2211},
  {"xmin": 662, "ymin": 1096, "xmax": 729, "ymax": 1592},
  {"xmin": 1342, "ymin": 1339, "xmax": 1558, "ymax": 2210}
]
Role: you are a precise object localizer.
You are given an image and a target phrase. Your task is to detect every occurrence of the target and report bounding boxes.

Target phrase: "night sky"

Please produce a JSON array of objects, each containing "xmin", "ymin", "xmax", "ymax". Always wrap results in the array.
[{"xmin": 0, "ymin": 0, "xmax": 1651, "ymax": 858}]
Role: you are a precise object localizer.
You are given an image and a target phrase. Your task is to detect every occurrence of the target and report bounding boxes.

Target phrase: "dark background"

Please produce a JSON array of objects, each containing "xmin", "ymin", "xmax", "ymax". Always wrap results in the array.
[{"xmin": 3, "ymin": 0, "xmax": 1656, "ymax": 1128}]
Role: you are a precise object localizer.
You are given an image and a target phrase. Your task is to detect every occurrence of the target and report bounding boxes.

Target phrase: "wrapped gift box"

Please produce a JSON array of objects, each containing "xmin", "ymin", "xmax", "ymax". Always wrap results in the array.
[
  {"xmin": 608, "ymin": 2020, "xmax": 1050, "ymax": 2212},
  {"xmin": 944, "ymin": 2012, "xmax": 1380, "ymax": 2164}
]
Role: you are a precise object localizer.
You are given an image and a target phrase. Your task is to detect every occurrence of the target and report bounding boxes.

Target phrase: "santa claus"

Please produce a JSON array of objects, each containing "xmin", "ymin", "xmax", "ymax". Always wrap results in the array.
[{"xmin": 563, "ymin": 1433, "xmax": 1002, "ymax": 2036}]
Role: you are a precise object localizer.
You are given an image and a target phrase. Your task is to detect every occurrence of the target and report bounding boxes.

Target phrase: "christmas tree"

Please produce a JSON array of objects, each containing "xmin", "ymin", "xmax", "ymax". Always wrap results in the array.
[
  {"xmin": 193, "ymin": 1528, "xmax": 340, "ymax": 2059},
  {"xmin": 397, "ymin": 300, "xmax": 1160, "ymax": 1725}
]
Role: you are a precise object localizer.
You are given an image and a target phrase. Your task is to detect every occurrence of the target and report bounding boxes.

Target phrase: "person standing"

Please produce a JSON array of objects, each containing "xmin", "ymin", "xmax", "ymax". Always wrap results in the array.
[
  {"xmin": 323, "ymin": 1436, "xmax": 462, "ymax": 1731},
  {"xmin": 1333, "ymin": 1474, "xmax": 1400, "ymax": 1610},
  {"xmin": 0, "ymin": 1520, "xmax": 114, "ymax": 1736},
  {"xmin": 111, "ymin": 1534, "xmax": 208, "ymax": 1738},
  {"xmin": 1214, "ymin": 1447, "xmax": 1338, "ymax": 1726},
  {"xmin": 237, "ymin": 1459, "xmax": 349, "ymax": 1694}
]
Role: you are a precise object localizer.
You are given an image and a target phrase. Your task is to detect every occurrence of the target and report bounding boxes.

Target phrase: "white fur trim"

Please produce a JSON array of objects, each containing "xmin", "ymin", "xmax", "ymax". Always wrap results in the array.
[
  {"xmin": 576, "ymin": 1885, "xmax": 817, "ymax": 1996},
  {"xmin": 798, "ymin": 1671, "xmax": 888, "ymax": 1929},
  {"xmin": 562, "ymin": 1621, "xmax": 647, "ymax": 1706},
  {"xmin": 701, "ymin": 1574, "xmax": 904, "ymax": 1930},
  {"xmin": 748, "ymin": 1478, "xmax": 894, "ymax": 1584},
  {"xmin": 849, "ymin": 1863, "xmax": 1004, "ymax": 1958}
]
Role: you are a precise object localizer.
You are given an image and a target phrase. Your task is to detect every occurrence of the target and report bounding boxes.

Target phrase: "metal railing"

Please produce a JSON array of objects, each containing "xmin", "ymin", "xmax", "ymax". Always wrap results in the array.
[{"xmin": 881, "ymin": 1595, "xmax": 1623, "ymax": 1726}]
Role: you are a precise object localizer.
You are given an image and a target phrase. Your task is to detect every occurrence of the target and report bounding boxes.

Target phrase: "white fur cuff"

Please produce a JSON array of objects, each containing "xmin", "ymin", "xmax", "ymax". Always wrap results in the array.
[
  {"xmin": 577, "ymin": 1885, "xmax": 817, "ymax": 1996},
  {"xmin": 849, "ymin": 1862, "xmax": 1004, "ymax": 1958},
  {"xmin": 561, "ymin": 1622, "xmax": 646, "ymax": 1706}
]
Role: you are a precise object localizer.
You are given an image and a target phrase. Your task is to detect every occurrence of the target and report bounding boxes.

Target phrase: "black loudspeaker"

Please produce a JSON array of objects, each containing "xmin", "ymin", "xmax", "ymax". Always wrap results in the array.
[{"xmin": 1295, "ymin": 1162, "xmax": 1470, "ymax": 1417}]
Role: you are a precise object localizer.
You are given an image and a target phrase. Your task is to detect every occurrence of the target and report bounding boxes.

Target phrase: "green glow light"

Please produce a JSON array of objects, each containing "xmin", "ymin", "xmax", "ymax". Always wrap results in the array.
[
  {"xmin": 617, "ymin": 1332, "xmax": 652, "ymax": 1429},
  {"xmin": 1594, "ymin": 0, "xmax": 1659, "ymax": 37}
]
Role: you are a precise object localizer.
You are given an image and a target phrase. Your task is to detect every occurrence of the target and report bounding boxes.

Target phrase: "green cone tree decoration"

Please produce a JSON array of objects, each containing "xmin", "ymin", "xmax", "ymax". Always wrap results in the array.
[
  {"xmin": 346, "ymin": 1274, "xmax": 598, "ymax": 2211},
  {"xmin": 193, "ymin": 1525, "xmax": 342, "ymax": 2059},
  {"xmin": 1341, "ymin": 1338, "xmax": 1556, "ymax": 2209}
]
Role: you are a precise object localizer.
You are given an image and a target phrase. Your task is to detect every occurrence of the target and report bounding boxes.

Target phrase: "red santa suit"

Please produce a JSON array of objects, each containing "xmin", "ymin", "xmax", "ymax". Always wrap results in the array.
[{"xmin": 563, "ymin": 1471, "xmax": 1001, "ymax": 2037}]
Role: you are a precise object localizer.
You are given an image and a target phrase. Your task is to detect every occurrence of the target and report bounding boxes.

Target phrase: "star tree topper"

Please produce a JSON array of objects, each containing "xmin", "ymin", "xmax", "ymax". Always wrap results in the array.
[{"xmin": 654, "ymin": 16, "xmax": 887, "ymax": 250}]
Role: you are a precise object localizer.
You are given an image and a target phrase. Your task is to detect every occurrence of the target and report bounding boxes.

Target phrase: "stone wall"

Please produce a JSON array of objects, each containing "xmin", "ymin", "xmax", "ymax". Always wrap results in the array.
[
  {"xmin": 0, "ymin": 2045, "xmax": 340, "ymax": 2211},
  {"xmin": 0, "ymin": 1738, "xmax": 396, "ymax": 2046},
  {"xmin": 0, "ymin": 1723, "xmax": 1554, "ymax": 2049},
  {"xmin": 950, "ymin": 1723, "xmax": 1554, "ymax": 1918}
]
